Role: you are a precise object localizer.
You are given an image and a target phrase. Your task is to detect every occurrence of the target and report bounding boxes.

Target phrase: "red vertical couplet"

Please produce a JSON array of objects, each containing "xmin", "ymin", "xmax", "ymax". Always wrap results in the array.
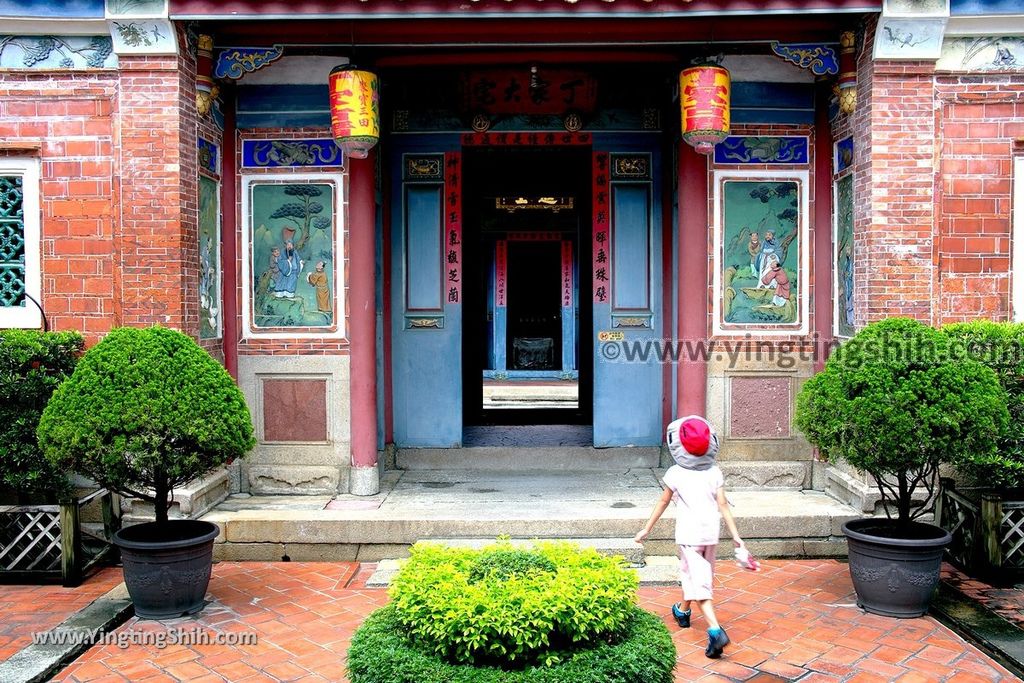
[
  {"xmin": 496, "ymin": 240, "xmax": 507, "ymax": 307},
  {"xmin": 561, "ymin": 241, "xmax": 573, "ymax": 308},
  {"xmin": 593, "ymin": 151, "xmax": 610, "ymax": 303},
  {"xmin": 445, "ymin": 152, "xmax": 462, "ymax": 305}
]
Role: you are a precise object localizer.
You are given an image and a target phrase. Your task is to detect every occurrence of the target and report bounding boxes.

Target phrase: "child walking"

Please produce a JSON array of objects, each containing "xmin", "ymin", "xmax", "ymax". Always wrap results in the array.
[{"xmin": 634, "ymin": 415, "xmax": 746, "ymax": 659}]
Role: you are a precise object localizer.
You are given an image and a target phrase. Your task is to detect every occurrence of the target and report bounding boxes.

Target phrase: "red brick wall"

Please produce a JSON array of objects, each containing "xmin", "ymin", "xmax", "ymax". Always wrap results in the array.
[
  {"xmin": 860, "ymin": 56, "xmax": 938, "ymax": 324},
  {"xmin": 0, "ymin": 72, "xmax": 118, "ymax": 339},
  {"xmin": 0, "ymin": 35, "xmax": 198, "ymax": 347},
  {"xmin": 934, "ymin": 75, "xmax": 1024, "ymax": 324}
]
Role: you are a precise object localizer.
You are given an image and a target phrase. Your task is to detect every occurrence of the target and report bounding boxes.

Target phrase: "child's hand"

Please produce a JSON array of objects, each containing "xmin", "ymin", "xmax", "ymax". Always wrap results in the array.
[{"xmin": 634, "ymin": 529, "xmax": 649, "ymax": 543}]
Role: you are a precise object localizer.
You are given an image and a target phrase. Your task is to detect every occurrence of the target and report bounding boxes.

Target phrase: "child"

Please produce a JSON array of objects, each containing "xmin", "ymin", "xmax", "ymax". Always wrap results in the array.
[{"xmin": 634, "ymin": 415, "xmax": 746, "ymax": 659}]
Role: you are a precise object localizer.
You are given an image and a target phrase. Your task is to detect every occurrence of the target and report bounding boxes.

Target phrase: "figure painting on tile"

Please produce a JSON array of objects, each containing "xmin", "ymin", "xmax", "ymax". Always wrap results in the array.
[
  {"xmin": 198, "ymin": 175, "xmax": 220, "ymax": 339},
  {"xmin": 249, "ymin": 182, "xmax": 335, "ymax": 328},
  {"xmin": 835, "ymin": 174, "xmax": 854, "ymax": 337},
  {"xmin": 722, "ymin": 180, "xmax": 800, "ymax": 326}
]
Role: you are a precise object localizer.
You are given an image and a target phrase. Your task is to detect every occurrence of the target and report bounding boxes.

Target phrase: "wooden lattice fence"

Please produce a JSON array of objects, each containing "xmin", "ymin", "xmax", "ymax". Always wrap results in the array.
[
  {"xmin": 936, "ymin": 478, "xmax": 1024, "ymax": 583},
  {"xmin": 0, "ymin": 489, "xmax": 120, "ymax": 587}
]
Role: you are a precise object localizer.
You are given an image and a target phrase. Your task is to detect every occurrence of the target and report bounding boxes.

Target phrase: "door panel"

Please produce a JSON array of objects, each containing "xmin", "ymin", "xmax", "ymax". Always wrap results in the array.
[
  {"xmin": 592, "ymin": 148, "xmax": 662, "ymax": 446},
  {"xmin": 391, "ymin": 146, "xmax": 462, "ymax": 447}
]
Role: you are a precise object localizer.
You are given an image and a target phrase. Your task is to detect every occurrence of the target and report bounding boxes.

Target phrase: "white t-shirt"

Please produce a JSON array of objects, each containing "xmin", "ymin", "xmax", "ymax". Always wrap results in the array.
[{"xmin": 662, "ymin": 464, "xmax": 724, "ymax": 546}]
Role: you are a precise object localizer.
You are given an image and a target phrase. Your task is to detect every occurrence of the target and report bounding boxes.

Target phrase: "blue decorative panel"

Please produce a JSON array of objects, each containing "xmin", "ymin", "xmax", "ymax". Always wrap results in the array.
[
  {"xmin": 770, "ymin": 42, "xmax": 839, "ymax": 75},
  {"xmin": 0, "ymin": 36, "xmax": 116, "ymax": 69},
  {"xmin": 241, "ymin": 139, "xmax": 341, "ymax": 169},
  {"xmin": 611, "ymin": 184, "xmax": 650, "ymax": 311},
  {"xmin": 714, "ymin": 136, "xmax": 809, "ymax": 165},
  {"xmin": 0, "ymin": 0, "xmax": 102, "ymax": 17},
  {"xmin": 951, "ymin": 0, "xmax": 1020, "ymax": 15},
  {"xmin": 197, "ymin": 138, "xmax": 219, "ymax": 176},
  {"xmin": 732, "ymin": 82, "xmax": 814, "ymax": 125},
  {"xmin": 835, "ymin": 136, "xmax": 854, "ymax": 173},
  {"xmin": 405, "ymin": 186, "xmax": 443, "ymax": 312},
  {"xmin": 215, "ymin": 46, "xmax": 284, "ymax": 79},
  {"xmin": 236, "ymin": 84, "xmax": 330, "ymax": 129}
]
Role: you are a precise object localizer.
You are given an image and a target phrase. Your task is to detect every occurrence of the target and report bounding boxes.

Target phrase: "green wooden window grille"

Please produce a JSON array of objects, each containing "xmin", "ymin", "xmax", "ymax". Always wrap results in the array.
[{"xmin": 0, "ymin": 176, "xmax": 26, "ymax": 308}]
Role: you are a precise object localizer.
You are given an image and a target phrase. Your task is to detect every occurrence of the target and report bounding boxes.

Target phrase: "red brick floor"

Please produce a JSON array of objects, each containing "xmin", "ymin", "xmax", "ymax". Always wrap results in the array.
[
  {"xmin": 49, "ymin": 560, "xmax": 1015, "ymax": 682},
  {"xmin": 0, "ymin": 566, "xmax": 123, "ymax": 662},
  {"xmin": 942, "ymin": 562, "xmax": 1024, "ymax": 629}
]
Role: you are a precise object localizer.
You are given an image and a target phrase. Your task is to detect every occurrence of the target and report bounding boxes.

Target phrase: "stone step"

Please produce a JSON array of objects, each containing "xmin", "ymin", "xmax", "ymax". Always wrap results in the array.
[
  {"xmin": 201, "ymin": 471, "xmax": 859, "ymax": 562},
  {"xmin": 397, "ymin": 447, "xmax": 662, "ymax": 471}
]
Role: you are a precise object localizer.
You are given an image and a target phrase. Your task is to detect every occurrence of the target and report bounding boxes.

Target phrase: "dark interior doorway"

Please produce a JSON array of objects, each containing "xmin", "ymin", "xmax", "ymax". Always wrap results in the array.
[
  {"xmin": 461, "ymin": 146, "xmax": 592, "ymax": 426},
  {"xmin": 507, "ymin": 241, "xmax": 561, "ymax": 371}
]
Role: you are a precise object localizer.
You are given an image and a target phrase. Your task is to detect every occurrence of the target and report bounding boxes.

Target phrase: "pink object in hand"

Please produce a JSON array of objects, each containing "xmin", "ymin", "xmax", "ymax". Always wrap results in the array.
[{"xmin": 734, "ymin": 546, "xmax": 761, "ymax": 572}]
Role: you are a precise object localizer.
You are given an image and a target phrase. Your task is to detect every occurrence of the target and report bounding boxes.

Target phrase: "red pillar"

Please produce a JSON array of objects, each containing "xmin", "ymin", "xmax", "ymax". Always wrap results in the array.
[
  {"xmin": 348, "ymin": 153, "xmax": 379, "ymax": 495},
  {"xmin": 221, "ymin": 97, "xmax": 239, "ymax": 380},
  {"xmin": 677, "ymin": 143, "xmax": 709, "ymax": 417},
  {"xmin": 813, "ymin": 79, "xmax": 834, "ymax": 373}
]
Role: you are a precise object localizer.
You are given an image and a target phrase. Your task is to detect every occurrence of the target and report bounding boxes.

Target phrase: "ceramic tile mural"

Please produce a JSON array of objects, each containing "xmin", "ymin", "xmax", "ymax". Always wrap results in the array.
[
  {"xmin": 717, "ymin": 175, "xmax": 806, "ymax": 333},
  {"xmin": 244, "ymin": 177, "xmax": 341, "ymax": 335},
  {"xmin": 198, "ymin": 175, "xmax": 221, "ymax": 339},
  {"xmin": 835, "ymin": 173, "xmax": 854, "ymax": 337}
]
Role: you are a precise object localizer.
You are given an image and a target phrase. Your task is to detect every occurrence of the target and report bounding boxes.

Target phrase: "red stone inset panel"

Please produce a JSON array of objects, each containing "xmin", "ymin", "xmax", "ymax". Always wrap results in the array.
[
  {"xmin": 262, "ymin": 379, "xmax": 328, "ymax": 442},
  {"xmin": 729, "ymin": 376, "xmax": 791, "ymax": 438}
]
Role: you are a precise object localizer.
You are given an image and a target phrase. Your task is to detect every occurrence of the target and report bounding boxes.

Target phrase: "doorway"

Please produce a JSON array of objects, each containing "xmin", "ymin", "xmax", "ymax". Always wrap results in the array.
[{"xmin": 462, "ymin": 146, "xmax": 592, "ymax": 427}]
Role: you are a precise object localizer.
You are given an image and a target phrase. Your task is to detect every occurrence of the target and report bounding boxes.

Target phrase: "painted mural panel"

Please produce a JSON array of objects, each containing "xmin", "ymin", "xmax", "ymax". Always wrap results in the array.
[
  {"xmin": 835, "ymin": 174, "xmax": 855, "ymax": 338},
  {"xmin": 246, "ymin": 179, "xmax": 339, "ymax": 333},
  {"xmin": 198, "ymin": 175, "xmax": 220, "ymax": 339},
  {"xmin": 720, "ymin": 179, "xmax": 801, "ymax": 328}
]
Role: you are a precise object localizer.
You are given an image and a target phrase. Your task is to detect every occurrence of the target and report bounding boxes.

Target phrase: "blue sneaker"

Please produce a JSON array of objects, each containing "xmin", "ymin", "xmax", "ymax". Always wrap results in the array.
[
  {"xmin": 671, "ymin": 603, "xmax": 690, "ymax": 628},
  {"xmin": 705, "ymin": 627, "xmax": 730, "ymax": 658}
]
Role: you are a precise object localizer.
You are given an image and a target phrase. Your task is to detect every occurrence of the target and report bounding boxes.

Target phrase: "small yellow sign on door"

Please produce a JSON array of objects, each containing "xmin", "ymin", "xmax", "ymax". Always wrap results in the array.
[{"xmin": 597, "ymin": 331, "xmax": 624, "ymax": 342}]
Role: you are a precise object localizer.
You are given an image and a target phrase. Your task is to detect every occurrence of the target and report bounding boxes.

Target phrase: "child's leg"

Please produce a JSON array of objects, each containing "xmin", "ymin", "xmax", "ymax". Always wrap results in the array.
[{"xmin": 688, "ymin": 545, "xmax": 721, "ymax": 628}]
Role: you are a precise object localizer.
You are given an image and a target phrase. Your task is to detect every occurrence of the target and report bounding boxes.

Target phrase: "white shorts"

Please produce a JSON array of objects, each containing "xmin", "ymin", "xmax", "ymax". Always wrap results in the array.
[{"xmin": 678, "ymin": 544, "xmax": 716, "ymax": 601}]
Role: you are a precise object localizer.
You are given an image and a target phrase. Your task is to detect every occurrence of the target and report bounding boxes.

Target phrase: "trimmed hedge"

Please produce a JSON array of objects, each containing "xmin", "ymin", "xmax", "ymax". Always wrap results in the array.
[
  {"xmin": 796, "ymin": 317, "xmax": 1008, "ymax": 524},
  {"xmin": 943, "ymin": 320, "xmax": 1024, "ymax": 488},
  {"xmin": 0, "ymin": 330, "xmax": 83, "ymax": 500},
  {"xmin": 37, "ymin": 326, "xmax": 255, "ymax": 523},
  {"xmin": 347, "ymin": 603, "xmax": 676, "ymax": 683},
  {"xmin": 389, "ymin": 541, "xmax": 639, "ymax": 666}
]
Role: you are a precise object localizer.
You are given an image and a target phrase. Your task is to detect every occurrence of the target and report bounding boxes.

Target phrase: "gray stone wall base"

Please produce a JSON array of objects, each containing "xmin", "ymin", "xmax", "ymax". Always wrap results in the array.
[{"xmin": 248, "ymin": 465, "xmax": 343, "ymax": 496}]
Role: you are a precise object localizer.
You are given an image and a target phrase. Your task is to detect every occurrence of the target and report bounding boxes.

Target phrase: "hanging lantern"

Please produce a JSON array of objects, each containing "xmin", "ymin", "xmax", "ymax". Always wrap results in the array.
[
  {"xmin": 837, "ymin": 31, "xmax": 858, "ymax": 115},
  {"xmin": 679, "ymin": 65, "xmax": 731, "ymax": 155},
  {"xmin": 328, "ymin": 65, "xmax": 380, "ymax": 159}
]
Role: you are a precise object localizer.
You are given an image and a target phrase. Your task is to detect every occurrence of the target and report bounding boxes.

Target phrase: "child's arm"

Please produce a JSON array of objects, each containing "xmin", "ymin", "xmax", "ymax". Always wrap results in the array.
[
  {"xmin": 716, "ymin": 486, "xmax": 744, "ymax": 547},
  {"xmin": 634, "ymin": 487, "xmax": 673, "ymax": 543}
]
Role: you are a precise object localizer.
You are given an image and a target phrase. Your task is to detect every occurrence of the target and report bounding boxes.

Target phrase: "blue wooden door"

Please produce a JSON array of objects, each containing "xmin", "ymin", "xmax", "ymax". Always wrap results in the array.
[
  {"xmin": 591, "ymin": 146, "xmax": 663, "ymax": 446},
  {"xmin": 391, "ymin": 142, "xmax": 463, "ymax": 447}
]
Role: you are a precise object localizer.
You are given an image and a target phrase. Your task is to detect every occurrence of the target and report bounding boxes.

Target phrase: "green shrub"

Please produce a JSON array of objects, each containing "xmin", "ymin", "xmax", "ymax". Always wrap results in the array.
[
  {"xmin": 37, "ymin": 326, "xmax": 255, "ymax": 525},
  {"xmin": 795, "ymin": 317, "xmax": 1008, "ymax": 525},
  {"xmin": 0, "ymin": 330, "xmax": 83, "ymax": 500},
  {"xmin": 468, "ymin": 549, "xmax": 557, "ymax": 583},
  {"xmin": 944, "ymin": 320, "xmax": 1024, "ymax": 489},
  {"xmin": 388, "ymin": 541, "xmax": 639, "ymax": 666},
  {"xmin": 347, "ymin": 603, "xmax": 676, "ymax": 683}
]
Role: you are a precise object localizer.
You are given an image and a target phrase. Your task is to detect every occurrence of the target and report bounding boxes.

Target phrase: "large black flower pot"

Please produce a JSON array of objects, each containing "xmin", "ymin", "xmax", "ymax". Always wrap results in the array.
[
  {"xmin": 841, "ymin": 518, "xmax": 951, "ymax": 618},
  {"xmin": 113, "ymin": 520, "xmax": 219, "ymax": 620}
]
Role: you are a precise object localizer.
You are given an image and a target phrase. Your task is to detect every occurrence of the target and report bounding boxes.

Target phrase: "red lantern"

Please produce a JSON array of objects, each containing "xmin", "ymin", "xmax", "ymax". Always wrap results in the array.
[
  {"xmin": 679, "ymin": 65, "xmax": 731, "ymax": 155},
  {"xmin": 329, "ymin": 65, "xmax": 380, "ymax": 159}
]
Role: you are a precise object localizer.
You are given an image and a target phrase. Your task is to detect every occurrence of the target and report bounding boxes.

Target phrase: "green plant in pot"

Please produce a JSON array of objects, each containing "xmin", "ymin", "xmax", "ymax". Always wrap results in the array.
[
  {"xmin": 37, "ymin": 326, "xmax": 255, "ymax": 619},
  {"xmin": 795, "ymin": 317, "xmax": 1008, "ymax": 617}
]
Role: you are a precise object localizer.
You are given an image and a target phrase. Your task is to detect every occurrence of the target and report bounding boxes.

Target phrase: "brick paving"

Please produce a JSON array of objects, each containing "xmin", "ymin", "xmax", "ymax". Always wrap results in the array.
[
  {"xmin": 0, "ymin": 566, "xmax": 123, "ymax": 663},
  {"xmin": 38, "ymin": 559, "xmax": 1016, "ymax": 682},
  {"xmin": 942, "ymin": 562, "xmax": 1024, "ymax": 630}
]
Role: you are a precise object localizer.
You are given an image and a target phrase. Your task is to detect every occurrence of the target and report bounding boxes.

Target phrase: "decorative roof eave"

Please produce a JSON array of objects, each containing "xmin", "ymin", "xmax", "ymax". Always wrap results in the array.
[{"xmin": 170, "ymin": 0, "xmax": 880, "ymax": 20}]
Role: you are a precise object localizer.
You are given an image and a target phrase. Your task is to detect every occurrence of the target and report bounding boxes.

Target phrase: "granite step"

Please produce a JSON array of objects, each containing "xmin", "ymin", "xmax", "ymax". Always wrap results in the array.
[{"xmin": 200, "ymin": 470, "xmax": 860, "ymax": 562}]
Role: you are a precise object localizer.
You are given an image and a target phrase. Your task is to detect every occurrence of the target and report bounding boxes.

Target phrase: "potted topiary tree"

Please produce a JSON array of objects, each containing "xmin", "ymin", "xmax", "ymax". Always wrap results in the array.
[
  {"xmin": 795, "ymin": 317, "xmax": 1008, "ymax": 617},
  {"xmin": 37, "ymin": 326, "xmax": 255, "ymax": 618}
]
